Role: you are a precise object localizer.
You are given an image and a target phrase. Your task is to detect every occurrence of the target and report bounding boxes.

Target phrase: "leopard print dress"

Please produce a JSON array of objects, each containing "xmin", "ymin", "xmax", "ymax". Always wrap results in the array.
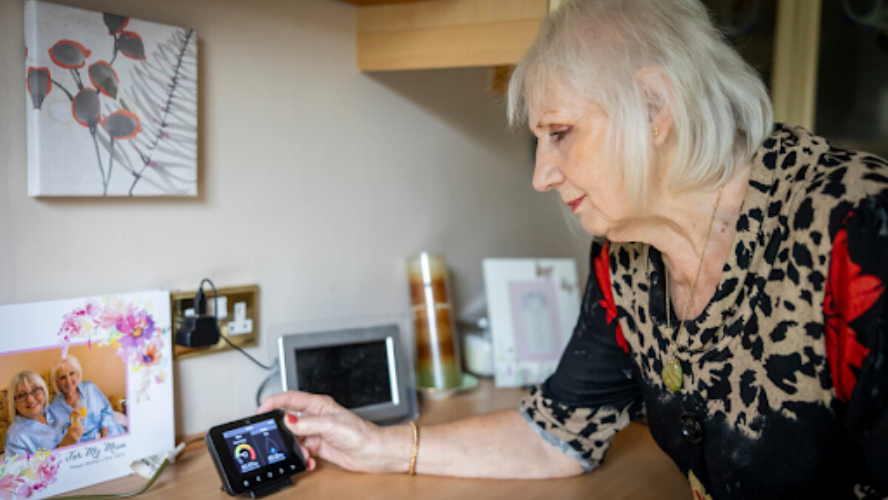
[{"xmin": 520, "ymin": 124, "xmax": 888, "ymax": 499}]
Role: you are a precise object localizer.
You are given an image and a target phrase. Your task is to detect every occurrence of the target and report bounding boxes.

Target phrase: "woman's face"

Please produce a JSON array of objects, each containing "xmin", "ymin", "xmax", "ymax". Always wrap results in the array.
[
  {"xmin": 13, "ymin": 382, "xmax": 45, "ymax": 419},
  {"xmin": 56, "ymin": 363, "xmax": 80, "ymax": 396},
  {"xmin": 530, "ymin": 82, "xmax": 634, "ymax": 238}
]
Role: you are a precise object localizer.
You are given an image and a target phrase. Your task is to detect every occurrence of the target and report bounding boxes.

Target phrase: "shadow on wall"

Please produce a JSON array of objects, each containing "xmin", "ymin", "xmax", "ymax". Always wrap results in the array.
[{"xmin": 366, "ymin": 67, "xmax": 535, "ymax": 165}]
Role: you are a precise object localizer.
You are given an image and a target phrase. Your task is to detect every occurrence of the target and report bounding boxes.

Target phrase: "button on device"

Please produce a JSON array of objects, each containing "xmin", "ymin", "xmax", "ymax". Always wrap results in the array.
[
  {"xmin": 256, "ymin": 476, "xmax": 261, "ymax": 482},
  {"xmin": 243, "ymin": 480, "xmax": 250, "ymax": 487},
  {"xmin": 279, "ymin": 468, "xmax": 284, "ymax": 474},
  {"xmin": 679, "ymin": 412, "xmax": 703, "ymax": 445},
  {"xmin": 290, "ymin": 464, "xmax": 296, "ymax": 470},
  {"xmin": 268, "ymin": 471, "xmax": 274, "ymax": 478}
]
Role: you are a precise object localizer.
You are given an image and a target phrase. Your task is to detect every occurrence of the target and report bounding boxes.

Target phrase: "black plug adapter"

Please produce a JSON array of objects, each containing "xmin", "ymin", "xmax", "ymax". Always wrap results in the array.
[
  {"xmin": 194, "ymin": 287, "xmax": 208, "ymax": 316},
  {"xmin": 174, "ymin": 278, "xmax": 223, "ymax": 348},
  {"xmin": 175, "ymin": 315, "xmax": 221, "ymax": 348}
]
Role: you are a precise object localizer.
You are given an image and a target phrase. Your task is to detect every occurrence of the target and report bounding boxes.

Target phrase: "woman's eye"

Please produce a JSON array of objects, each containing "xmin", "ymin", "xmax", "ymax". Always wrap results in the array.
[{"xmin": 549, "ymin": 127, "xmax": 571, "ymax": 142}]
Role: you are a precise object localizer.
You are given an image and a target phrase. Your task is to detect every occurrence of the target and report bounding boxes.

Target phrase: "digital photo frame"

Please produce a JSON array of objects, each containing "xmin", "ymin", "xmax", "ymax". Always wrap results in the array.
[{"xmin": 277, "ymin": 324, "xmax": 417, "ymax": 425}]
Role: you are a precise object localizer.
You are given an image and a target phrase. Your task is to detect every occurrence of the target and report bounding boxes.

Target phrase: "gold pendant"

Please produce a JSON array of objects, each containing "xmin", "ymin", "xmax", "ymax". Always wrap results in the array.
[{"xmin": 663, "ymin": 357, "xmax": 683, "ymax": 392}]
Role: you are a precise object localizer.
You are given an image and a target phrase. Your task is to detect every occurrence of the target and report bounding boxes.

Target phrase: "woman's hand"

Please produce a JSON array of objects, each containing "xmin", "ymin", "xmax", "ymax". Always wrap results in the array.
[
  {"xmin": 60, "ymin": 423, "xmax": 84, "ymax": 447},
  {"xmin": 68, "ymin": 409, "xmax": 83, "ymax": 426},
  {"xmin": 257, "ymin": 392, "xmax": 409, "ymax": 474}
]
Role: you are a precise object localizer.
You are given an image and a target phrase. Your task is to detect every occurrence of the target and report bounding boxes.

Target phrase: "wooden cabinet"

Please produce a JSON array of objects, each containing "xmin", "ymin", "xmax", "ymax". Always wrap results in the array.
[
  {"xmin": 338, "ymin": 0, "xmax": 428, "ymax": 5},
  {"xmin": 353, "ymin": 0, "xmax": 552, "ymax": 71}
]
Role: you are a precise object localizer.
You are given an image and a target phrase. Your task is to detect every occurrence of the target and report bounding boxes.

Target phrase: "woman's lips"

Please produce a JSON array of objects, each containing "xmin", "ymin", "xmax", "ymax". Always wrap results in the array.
[{"xmin": 567, "ymin": 195, "xmax": 586, "ymax": 213}]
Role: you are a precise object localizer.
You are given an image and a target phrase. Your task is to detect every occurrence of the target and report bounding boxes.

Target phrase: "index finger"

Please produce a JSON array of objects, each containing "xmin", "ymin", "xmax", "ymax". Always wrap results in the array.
[{"xmin": 256, "ymin": 391, "xmax": 329, "ymax": 416}]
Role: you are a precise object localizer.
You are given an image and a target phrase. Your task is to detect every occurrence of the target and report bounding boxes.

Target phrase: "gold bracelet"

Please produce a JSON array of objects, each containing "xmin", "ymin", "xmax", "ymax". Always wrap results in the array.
[{"xmin": 407, "ymin": 421, "xmax": 419, "ymax": 475}]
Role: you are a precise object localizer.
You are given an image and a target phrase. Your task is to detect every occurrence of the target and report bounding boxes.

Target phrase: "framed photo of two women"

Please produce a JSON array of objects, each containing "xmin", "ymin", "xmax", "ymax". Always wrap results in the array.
[{"xmin": 0, "ymin": 291, "xmax": 174, "ymax": 499}]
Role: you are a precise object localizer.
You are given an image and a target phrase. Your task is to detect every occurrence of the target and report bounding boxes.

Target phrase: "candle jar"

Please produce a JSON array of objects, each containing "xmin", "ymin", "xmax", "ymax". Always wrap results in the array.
[
  {"xmin": 459, "ymin": 317, "xmax": 494, "ymax": 377},
  {"xmin": 407, "ymin": 253, "xmax": 463, "ymax": 390}
]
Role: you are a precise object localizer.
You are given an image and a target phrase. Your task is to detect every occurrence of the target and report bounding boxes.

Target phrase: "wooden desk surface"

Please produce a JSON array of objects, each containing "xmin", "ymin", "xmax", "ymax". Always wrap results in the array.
[{"xmin": 69, "ymin": 380, "xmax": 691, "ymax": 499}]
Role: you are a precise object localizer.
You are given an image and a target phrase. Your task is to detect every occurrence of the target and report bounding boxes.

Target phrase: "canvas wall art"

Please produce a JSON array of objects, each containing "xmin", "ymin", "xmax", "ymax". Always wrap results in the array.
[
  {"xmin": 483, "ymin": 259, "xmax": 580, "ymax": 387},
  {"xmin": 25, "ymin": 0, "xmax": 198, "ymax": 196},
  {"xmin": 0, "ymin": 291, "xmax": 174, "ymax": 499}
]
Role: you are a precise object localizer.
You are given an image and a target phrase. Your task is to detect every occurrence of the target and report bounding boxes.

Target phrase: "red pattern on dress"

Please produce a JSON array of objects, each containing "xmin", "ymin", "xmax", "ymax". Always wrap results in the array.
[
  {"xmin": 824, "ymin": 224, "xmax": 881, "ymax": 402},
  {"xmin": 594, "ymin": 243, "xmax": 629, "ymax": 354}
]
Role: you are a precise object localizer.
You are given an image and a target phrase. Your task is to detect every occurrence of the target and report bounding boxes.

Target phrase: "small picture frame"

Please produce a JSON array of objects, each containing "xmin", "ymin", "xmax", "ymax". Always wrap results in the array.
[
  {"xmin": 483, "ymin": 259, "xmax": 581, "ymax": 387},
  {"xmin": 0, "ymin": 291, "xmax": 174, "ymax": 499}
]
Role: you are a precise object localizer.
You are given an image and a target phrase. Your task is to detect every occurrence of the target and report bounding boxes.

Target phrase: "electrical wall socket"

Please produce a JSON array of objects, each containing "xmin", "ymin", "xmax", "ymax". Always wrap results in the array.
[
  {"xmin": 227, "ymin": 302, "xmax": 253, "ymax": 335},
  {"xmin": 170, "ymin": 284, "xmax": 259, "ymax": 360},
  {"xmin": 211, "ymin": 296, "xmax": 228, "ymax": 319}
]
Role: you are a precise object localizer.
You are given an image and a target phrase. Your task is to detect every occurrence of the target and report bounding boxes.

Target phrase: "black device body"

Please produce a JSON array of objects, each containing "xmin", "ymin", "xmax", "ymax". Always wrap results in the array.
[
  {"xmin": 175, "ymin": 315, "xmax": 220, "ymax": 348},
  {"xmin": 206, "ymin": 409, "xmax": 306, "ymax": 498}
]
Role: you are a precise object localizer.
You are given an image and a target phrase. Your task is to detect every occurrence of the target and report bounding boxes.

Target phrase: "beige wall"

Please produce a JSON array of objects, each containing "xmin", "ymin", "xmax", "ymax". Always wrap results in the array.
[
  {"xmin": 0, "ymin": 344, "xmax": 127, "ymax": 403},
  {"xmin": 0, "ymin": 0, "xmax": 591, "ymax": 435}
]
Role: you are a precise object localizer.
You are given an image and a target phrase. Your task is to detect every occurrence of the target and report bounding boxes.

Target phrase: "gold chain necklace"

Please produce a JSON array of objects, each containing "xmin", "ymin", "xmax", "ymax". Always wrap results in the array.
[{"xmin": 661, "ymin": 186, "xmax": 724, "ymax": 393}]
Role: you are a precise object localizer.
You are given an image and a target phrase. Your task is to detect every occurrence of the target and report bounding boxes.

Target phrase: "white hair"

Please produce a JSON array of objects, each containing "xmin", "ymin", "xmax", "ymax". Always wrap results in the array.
[
  {"xmin": 51, "ymin": 354, "xmax": 83, "ymax": 394},
  {"xmin": 8, "ymin": 371, "xmax": 50, "ymax": 421},
  {"xmin": 508, "ymin": 0, "xmax": 773, "ymax": 209}
]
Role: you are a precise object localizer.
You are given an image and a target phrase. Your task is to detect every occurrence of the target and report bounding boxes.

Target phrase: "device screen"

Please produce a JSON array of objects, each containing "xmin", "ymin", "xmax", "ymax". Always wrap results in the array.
[
  {"xmin": 222, "ymin": 418, "xmax": 289, "ymax": 475},
  {"xmin": 296, "ymin": 340, "xmax": 392, "ymax": 409}
]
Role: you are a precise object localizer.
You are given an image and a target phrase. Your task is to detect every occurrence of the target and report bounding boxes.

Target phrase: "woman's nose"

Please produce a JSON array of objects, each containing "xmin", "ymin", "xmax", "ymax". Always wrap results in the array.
[{"xmin": 532, "ymin": 145, "xmax": 564, "ymax": 192}]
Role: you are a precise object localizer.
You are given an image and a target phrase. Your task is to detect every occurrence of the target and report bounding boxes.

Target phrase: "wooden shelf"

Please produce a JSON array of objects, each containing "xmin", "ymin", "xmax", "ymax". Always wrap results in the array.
[
  {"xmin": 356, "ymin": 0, "xmax": 550, "ymax": 71},
  {"xmin": 337, "ymin": 0, "xmax": 432, "ymax": 5}
]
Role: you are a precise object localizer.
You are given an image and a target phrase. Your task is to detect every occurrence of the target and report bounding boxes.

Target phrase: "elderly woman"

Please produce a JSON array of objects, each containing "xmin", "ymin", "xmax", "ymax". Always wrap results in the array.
[
  {"xmin": 4, "ymin": 371, "xmax": 82, "ymax": 457},
  {"xmin": 49, "ymin": 355, "xmax": 124, "ymax": 442},
  {"xmin": 259, "ymin": 0, "xmax": 888, "ymax": 497}
]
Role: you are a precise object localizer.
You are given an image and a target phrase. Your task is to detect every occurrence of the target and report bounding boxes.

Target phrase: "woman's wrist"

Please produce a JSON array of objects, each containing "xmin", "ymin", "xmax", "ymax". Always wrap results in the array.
[{"xmin": 374, "ymin": 424, "xmax": 414, "ymax": 474}]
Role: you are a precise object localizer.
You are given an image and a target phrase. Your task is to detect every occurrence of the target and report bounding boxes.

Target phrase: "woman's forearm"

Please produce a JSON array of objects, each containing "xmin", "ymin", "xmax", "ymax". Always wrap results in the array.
[
  {"xmin": 262, "ymin": 391, "xmax": 582, "ymax": 478},
  {"xmin": 378, "ymin": 409, "xmax": 583, "ymax": 479}
]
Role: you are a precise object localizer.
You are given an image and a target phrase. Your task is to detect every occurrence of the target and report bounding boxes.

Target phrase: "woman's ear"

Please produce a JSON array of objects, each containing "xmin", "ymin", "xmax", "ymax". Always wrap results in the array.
[{"xmin": 635, "ymin": 66, "xmax": 675, "ymax": 146}]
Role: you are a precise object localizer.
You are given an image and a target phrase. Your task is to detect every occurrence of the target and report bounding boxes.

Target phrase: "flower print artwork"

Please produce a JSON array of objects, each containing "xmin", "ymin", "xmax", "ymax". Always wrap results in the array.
[
  {"xmin": 58, "ymin": 299, "xmax": 100, "ymax": 350},
  {"xmin": 140, "ymin": 341, "xmax": 162, "ymax": 367},
  {"xmin": 57, "ymin": 296, "xmax": 170, "ymax": 403},
  {"xmin": 116, "ymin": 309, "xmax": 156, "ymax": 351},
  {"xmin": 26, "ymin": 67, "xmax": 51, "ymax": 110},
  {"xmin": 0, "ymin": 453, "xmax": 61, "ymax": 500},
  {"xmin": 24, "ymin": 1, "xmax": 197, "ymax": 197}
]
